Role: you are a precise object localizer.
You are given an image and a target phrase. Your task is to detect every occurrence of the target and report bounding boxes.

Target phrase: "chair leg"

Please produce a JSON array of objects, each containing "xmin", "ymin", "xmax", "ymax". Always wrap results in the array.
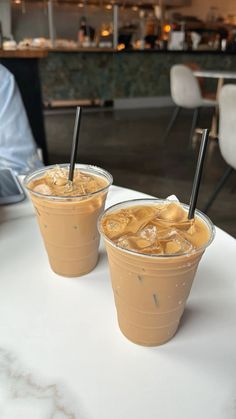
[
  {"xmin": 203, "ymin": 166, "xmax": 233, "ymax": 213},
  {"xmin": 189, "ymin": 108, "xmax": 200, "ymax": 149},
  {"xmin": 162, "ymin": 106, "xmax": 180, "ymax": 143}
]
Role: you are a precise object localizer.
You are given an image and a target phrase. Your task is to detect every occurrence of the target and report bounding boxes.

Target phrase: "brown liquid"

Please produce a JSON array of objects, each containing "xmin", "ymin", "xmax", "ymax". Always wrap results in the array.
[
  {"xmin": 101, "ymin": 201, "xmax": 213, "ymax": 346},
  {"xmin": 102, "ymin": 202, "xmax": 210, "ymax": 255},
  {"xmin": 27, "ymin": 167, "xmax": 110, "ymax": 277}
]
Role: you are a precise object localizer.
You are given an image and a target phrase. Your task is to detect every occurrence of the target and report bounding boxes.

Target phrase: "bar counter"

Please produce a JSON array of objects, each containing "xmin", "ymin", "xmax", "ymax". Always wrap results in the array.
[
  {"xmin": 37, "ymin": 49, "xmax": 236, "ymax": 103},
  {"xmin": 2, "ymin": 46, "xmax": 236, "ymax": 105},
  {"xmin": 1, "ymin": 46, "xmax": 236, "ymax": 164},
  {"xmin": 2, "ymin": 47, "xmax": 236, "ymax": 105},
  {"xmin": 0, "ymin": 49, "xmax": 48, "ymax": 58}
]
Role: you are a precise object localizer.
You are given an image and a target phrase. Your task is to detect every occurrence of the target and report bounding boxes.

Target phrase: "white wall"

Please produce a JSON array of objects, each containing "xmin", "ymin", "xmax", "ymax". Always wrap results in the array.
[
  {"xmin": 177, "ymin": 0, "xmax": 236, "ymax": 20},
  {"xmin": 0, "ymin": 0, "xmax": 11, "ymax": 37},
  {"xmin": 9, "ymin": 1, "xmax": 236, "ymax": 41},
  {"xmin": 12, "ymin": 2, "xmax": 140, "ymax": 42}
]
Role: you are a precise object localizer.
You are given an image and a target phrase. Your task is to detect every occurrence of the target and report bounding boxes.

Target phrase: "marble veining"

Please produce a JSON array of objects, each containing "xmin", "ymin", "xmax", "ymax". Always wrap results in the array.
[
  {"xmin": 0, "ymin": 348, "xmax": 81, "ymax": 419},
  {"xmin": 39, "ymin": 51, "xmax": 236, "ymax": 102}
]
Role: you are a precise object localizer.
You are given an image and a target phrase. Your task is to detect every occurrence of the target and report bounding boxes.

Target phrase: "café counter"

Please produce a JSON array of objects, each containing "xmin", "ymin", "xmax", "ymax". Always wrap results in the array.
[
  {"xmin": 0, "ymin": 49, "xmax": 48, "ymax": 58},
  {"xmin": 1, "ymin": 47, "xmax": 236, "ymax": 105},
  {"xmin": 38, "ymin": 48, "xmax": 236, "ymax": 104},
  {"xmin": 1, "ymin": 47, "xmax": 236, "ymax": 162}
]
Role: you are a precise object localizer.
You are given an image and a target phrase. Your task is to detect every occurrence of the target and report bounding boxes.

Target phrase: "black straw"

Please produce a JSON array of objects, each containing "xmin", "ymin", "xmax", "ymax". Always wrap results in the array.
[
  {"xmin": 68, "ymin": 107, "xmax": 82, "ymax": 182},
  {"xmin": 188, "ymin": 129, "xmax": 210, "ymax": 219}
]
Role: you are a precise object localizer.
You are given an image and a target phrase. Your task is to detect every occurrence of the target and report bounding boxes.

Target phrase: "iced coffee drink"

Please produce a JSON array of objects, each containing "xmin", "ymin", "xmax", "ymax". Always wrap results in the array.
[
  {"xmin": 99, "ymin": 199, "xmax": 215, "ymax": 346},
  {"xmin": 25, "ymin": 164, "xmax": 112, "ymax": 277}
]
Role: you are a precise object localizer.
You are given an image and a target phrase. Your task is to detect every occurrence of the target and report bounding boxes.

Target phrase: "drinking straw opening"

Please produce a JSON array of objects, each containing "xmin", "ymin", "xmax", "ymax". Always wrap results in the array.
[
  {"xmin": 68, "ymin": 106, "xmax": 82, "ymax": 182},
  {"xmin": 188, "ymin": 129, "xmax": 209, "ymax": 220}
]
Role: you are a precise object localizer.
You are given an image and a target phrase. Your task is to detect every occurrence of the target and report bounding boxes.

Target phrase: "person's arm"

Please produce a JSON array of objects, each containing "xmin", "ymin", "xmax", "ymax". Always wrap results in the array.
[{"xmin": 0, "ymin": 64, "xmax": 43, "ymax": 174}]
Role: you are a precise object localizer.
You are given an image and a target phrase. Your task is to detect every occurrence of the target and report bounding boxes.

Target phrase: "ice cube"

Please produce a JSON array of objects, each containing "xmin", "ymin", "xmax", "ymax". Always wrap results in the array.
[
  {"xmin": 156, "ymin": 228, "xmax": 176, "ymax": 241},
  {"xmin": 186, "ymin": 221, "xmax": 198, "ymax": 235},
  {"xmin": 87, "ymin": 180, "xmax": 99, "ymax": 192},
  {"xmin": 167, "ymin": 195, "xmax": 179, "ymax": 202},
  {"xmin": 64, "ymin": 181, "xmax": 74, "ymax": 193},
  {"xmin": 181, "ymin": 222, "xmax": 203, "ymax": 249},
  {"xmin": 54, "ymin": 177, "xmax": 68, "ymax": 186},
  {"xmin": 171, "ymin": 220, "xmax": 193, "ymax": 231},
  {"xmin": 117, "ymin": 235, "xmax": 151, "ymax": 250},
  {"xmin": 139, "ymin": 225, "xmax": 157, "ymax": 245},
  {"xmin": 48, "ymin": 167, "xmax": 67, "ymax": 183},
  {"xmin": 117, "ymin": 226, "xmax": 158, "ymax": 252},
  {"xmin": 165, "ymin": 241, "xmax": 182, "ymax": 254},
  {"xmin": 141, "ymin": 243, "xmax": 164, "ymax": 255},
  {"xmin": 162, "ymin": 230, "xmax": 193, "ymax": 255},
  {"xmin": 103, "ymin": 212, "xmax": 130, "ymax": 239},
  {"xmin": 116, "ymin": 235, "xmax": 131, "ymax": 249},
  {"xmin": 127, "ymin": 206, "xmax": 157, "ymax": 233},
  {"xmin": 78, "ymin": 172, "xmax": 89, "ymax": 182},
  {"xmin": 33, "ymin": 184, "xmax": 52, "ymax": 195},
  {"xmin": 133, "ymin": 206, "xmax": 156, "ymax": 220},
  {"xmin": 158, "ymin": 202, "xmax": 187, "ymax": 222},
  {"xmin": 116, "ymin": 229, "xmax": 165, "ymax": 254}
]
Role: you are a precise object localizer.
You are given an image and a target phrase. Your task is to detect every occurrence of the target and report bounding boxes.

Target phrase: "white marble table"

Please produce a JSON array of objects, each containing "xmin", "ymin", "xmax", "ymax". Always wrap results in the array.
[
  {"xmin": 193, "ymin": 70, "xmax": 236, "ymax": 80},
  {"xmin": 0, "ymin": 185, "xmax": 236, "ymax": 419}
]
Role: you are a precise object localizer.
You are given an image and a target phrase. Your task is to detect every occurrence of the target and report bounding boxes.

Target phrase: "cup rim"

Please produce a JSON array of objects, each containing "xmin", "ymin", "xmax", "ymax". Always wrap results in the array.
[
  {"xmin": 98, "ymin": 198, "xmax": 216, "ymax": 259},
  {"xmin": 24, "ymin": 163, "xmax": 113, "ymax": 200}
]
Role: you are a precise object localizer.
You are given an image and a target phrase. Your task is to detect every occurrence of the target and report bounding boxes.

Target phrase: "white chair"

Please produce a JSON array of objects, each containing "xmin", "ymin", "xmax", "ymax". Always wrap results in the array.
[
  {"xmin": 163, "ymin": 64, "xmax": 217, "ymax": 147},
  {"xmin": 203, "ymin": 84, "xmax": 236, "ymax": 213}
]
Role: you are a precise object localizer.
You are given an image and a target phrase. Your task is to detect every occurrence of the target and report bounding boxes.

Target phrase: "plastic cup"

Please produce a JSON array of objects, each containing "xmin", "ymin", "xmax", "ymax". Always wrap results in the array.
[
  {"xmin": 24, "ymin": 164, "xmax": 113, "ymax": 277},
  {"xmin": 99, "ymin": 199, "xmax": 215, "ymax": 346}
]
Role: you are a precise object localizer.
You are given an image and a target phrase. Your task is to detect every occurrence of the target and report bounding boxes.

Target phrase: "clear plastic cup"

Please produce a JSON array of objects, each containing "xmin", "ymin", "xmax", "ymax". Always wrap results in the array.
[
  {"xmin": 99, "ymin": 199, "xmax": 215, "ymax": 346},
  {"xmin": 25, "ymin": 164, "xmax": 113, "ymax": 277}
]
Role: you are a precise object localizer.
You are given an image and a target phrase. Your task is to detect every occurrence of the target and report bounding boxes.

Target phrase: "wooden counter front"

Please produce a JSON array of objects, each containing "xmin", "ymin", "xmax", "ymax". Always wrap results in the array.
[
  {"xmin": 49, "ymin": 47, "xmax": 115, "ymax": 52},
  {"xmin": 0, "ymin": 49, "xmax": 48, "ymax": 59}
]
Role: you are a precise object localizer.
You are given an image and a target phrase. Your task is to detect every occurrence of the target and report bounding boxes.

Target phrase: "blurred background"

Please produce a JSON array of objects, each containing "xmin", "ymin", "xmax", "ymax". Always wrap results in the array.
[{"xmin": 0, "ymin": 0, "xmax": 236, "ymax": 236}]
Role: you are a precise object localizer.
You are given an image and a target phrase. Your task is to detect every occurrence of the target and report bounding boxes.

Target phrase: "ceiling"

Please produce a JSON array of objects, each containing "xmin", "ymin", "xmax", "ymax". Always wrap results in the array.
[
  {"xmin": 12, "ymin": 0, "xmax": 162, "ymax": 8},
  {"xmin": 12, "ymin": 0, "xmax": 187, "ymax": 6},
  {"xmin": 11, "ymin": 0, "xmax": 188, "ymax": 8}
]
